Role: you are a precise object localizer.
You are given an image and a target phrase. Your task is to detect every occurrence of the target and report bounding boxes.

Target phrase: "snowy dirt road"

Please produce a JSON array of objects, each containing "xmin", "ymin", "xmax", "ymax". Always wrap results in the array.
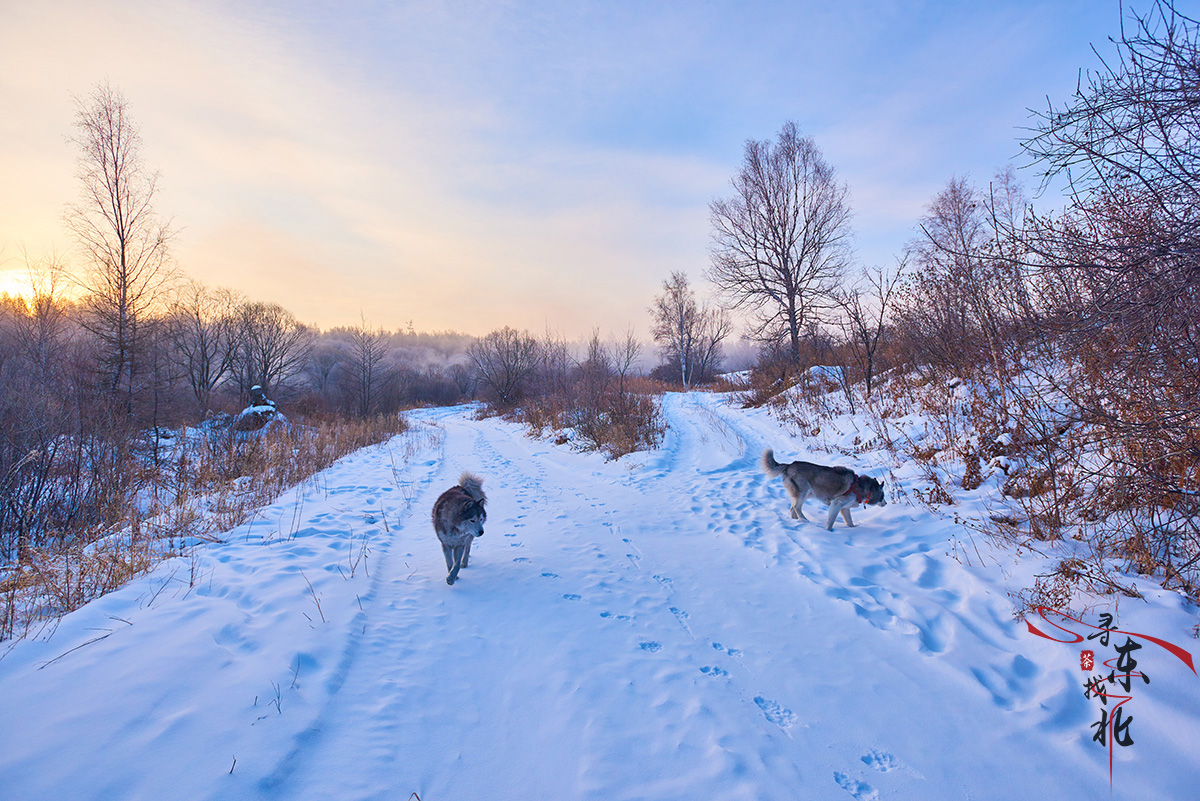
[{"xmin": 1, "ymin": 393, "xmax": 1196, "ymax": 800}]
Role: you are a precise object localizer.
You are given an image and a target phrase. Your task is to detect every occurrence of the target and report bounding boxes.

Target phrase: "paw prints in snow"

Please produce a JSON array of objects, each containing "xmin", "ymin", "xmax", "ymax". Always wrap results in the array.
[
  {"xmin": 753, "ymin": 696, "xmax": 797, "ymax": 730},
  {"xmin": 712, "ymin": 642, "xmax": 743, "ymax": 658},
  {"xmin": 669, "ymin": 606, "xmax": 692, "ymax": 634},
  {"xmin": 860, "ymin": 749, "xmax": 899, "ymax": 772},
  {"xmin": 833, "ymin": 772, "xmax": 879, "ymax": 800},
  {"xmin": 860, "ymin": 749, "xmax": 921, "ymax": 776}
]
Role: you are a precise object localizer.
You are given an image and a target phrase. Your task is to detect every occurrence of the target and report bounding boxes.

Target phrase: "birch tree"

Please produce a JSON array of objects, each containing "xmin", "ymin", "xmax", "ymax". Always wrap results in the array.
[
  {"xmin": 66, "ymin": 82, "xmax": 175, "ymax": 415},
  {"xmin": 650, "ymin": 271, "xmax": 731, "ymax": 386}
]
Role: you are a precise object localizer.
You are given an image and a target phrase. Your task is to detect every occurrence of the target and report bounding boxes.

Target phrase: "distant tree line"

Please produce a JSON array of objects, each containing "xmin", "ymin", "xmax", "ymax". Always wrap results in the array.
[
  {"xmin": 0, "ymin": 269, "xmax": 477, "ymax": 560},
  {"xmin": 0, "ymin": 83, "xmax": 481, "ymax": 564}
]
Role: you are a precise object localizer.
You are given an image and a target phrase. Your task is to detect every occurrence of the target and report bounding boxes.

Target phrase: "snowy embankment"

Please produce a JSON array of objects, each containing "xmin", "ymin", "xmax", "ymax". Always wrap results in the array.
[{"xmin": 0, "ymin": 392, "xmax": 1196, "ymax": 800}]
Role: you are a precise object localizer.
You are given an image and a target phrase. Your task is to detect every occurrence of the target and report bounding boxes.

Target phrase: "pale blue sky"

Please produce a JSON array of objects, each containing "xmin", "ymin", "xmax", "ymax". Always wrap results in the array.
[{"xmin": 0, "ymin": 0, "xmax": 1158, "ymax": 336}]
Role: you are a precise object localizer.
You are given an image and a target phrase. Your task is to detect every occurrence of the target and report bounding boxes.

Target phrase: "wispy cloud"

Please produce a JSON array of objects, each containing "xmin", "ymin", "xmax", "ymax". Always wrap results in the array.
[{"xmin": 1, "ymin": 0, "xmax": 1120, "ymax": 335}]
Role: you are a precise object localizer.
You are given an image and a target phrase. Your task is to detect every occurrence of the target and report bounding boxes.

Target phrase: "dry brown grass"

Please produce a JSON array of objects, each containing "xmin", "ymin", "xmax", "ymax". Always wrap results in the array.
[
  {"xmin": 515, "ymin": 387, "xmax": 665, "ymax": 460},
  {"xmin": 577, "ymin": 391, "xmax": 667, "ymax": 459},
  {"xmin": 868, "ymin": 359, "xmax": 1196, "ymax": 609},
  {"xmin": 0, "ymin": 414, "xmax": 407, "ymax": 643},
  {"xmin": 738, "ymin": 365, "xmax": 799, "ymax": 409}
]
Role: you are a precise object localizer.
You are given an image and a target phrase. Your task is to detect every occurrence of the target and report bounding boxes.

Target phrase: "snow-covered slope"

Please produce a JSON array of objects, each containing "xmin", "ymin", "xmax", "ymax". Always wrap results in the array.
[{"xmin": 1, "ymin": 392, "xmax": 1196, "ymax": 800}]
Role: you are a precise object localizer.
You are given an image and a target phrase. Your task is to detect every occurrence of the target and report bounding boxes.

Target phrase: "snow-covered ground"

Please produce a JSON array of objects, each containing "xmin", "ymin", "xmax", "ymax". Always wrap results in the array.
[{"xmin": 1, "ymin": 392, "xmax": 1197, "ymax": 800}]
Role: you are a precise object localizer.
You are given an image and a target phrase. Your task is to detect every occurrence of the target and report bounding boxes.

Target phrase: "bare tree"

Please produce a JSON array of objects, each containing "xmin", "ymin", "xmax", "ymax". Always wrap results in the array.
[
  {"xmin": 612, "ymin": 327, "xmax": 643, "ymax": 394},
  {"xmin": 65, "ymin": 82, "xmax": 175, "ymax": 415},
  {"xmin": 1024, "ymin": 1, "xmax": 1200, "ymax": 210},
  {"xmin": 693, "ymin": 308, "xmax": 733, "ymax": 386},
  {"xmin": 537, "ymin": 328, "xmax": 574, "ymax": 402},
  {"xmin": 169, "ymin": 280, "xmax": 240, "ymax": 413},
  {"xmin": 708, "ymin": 121, "xmax": 852, "ymax": 363},
  {"xmin": 343, "ymin": 314, "xmax": 391, "ymax": 417},
  {"xmin": 575, "ymin": 328, "xmax": 615, "ymax": 414},
  {"xmin": 1018, "ymin": 0, "xmax": 1200, "ymax": 420},
  {"xmin": 897, "ymin": 177, "xmax": 990, "ymax": 374},
  {"xmin": 1010, "ymin": 0, "xmax": 1200, "ymax": 597},
  {"xmin": 834, "ymin": 259, "xmax": 904, "ymax": 401},
  {"xmin": 14, "ymin": 249, "xmax": 73, "ymax": 393},
  {"xmin": 897, "ymin": 172, "xmax": 1032, "ymax": 384},
  {"xmin": 469, "ymin": 327, "xmax": 540, "ymax": 408},
  {"xmin": 1021, "ymin": 1, "xmax": 1200, "ymax": 340},
  {"xmin": 649, "ymin": 271, "xmax": 731, "ymax": 386},
  {"xmin": 230, "ymin": 301, "xmax": 314, "ymax": 401},
  {"xmin": 650, "ymin": 272, "xmax": 699, "ymax": 386}
]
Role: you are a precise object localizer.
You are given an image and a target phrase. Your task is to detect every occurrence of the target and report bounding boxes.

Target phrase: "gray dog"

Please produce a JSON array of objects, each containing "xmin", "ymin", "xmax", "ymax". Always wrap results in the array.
[
  {"xmin": 761, "ymin": 449, "xmax": 886, "ymax": 530},
  {"xmin": 432, "ymin": 473, "xmax": 487, "ymax": 585}
]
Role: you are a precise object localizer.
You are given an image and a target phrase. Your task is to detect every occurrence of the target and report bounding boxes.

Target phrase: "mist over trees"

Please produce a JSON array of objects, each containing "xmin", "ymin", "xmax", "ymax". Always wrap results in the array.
[{"xmin": 648, "ymin": 271, "xmax": 731, "ymax": 387}]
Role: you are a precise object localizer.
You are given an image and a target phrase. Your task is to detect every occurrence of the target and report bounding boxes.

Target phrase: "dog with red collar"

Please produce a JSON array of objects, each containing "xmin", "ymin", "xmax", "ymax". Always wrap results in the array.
[{"xmin": 761, "ymin": 449, "xmax": 887, "ymax": 530}]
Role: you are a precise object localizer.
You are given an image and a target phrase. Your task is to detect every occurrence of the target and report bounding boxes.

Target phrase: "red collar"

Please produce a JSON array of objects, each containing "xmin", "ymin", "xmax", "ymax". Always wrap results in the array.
[{"xmin": 842, "ymin": 480, "xmax": 868, "ymax": 504}]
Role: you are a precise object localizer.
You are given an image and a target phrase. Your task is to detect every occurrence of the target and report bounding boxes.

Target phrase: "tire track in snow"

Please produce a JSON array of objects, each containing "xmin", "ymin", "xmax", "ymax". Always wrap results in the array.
[
  {"xmin": 259, "ymin": 411, "xmax": 673, "ymax": 800},
  {"xmin": 635, "ymin": 393, "xmax": 806, "ymax": 732},
  {"xmin": 256, "ymin": 421, "xmax": 449, "ymax": 793},
  {"xmin": 451, "ymin": 404, "xmax": 813, "ymax": 742}
]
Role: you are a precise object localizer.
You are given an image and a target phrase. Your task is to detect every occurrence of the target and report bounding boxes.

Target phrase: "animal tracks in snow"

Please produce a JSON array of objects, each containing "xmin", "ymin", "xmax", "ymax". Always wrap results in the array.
[
  {"xmin": 660, "ymin": 393, "xmax": 1005, "ymax": 677},
  {"xmin": 753, "ymin": 696, "xmax": 798, "ymax": 730},
  {"xmin": 599, "ymin": 610, "xmax": 632, "ymax": 621},
  {"xmin": 833, "ymin": 771, "xmax": 879, "ymax": 801},
  {"xmin": 830, "ymin": 749, "xmax": 923, "ymax": 799},
  {"xmin": 859, "ymin": 748, "xmax": 921, "ymax": 777},
  {"xmin": 2, "ymin": 393, "xmax": 1146, "ymax": 801},
  {"xmin": 711, "ymin": 642, "xmax": 743, "ymax": 658},
  {"xmin": 668, "ymin": 606, "xmax": 692, "ymax": 635},
  {"xmin": 969, "ymin": 654, "xmax": 1040, "ymax": 710},
  {"xmin": 860, "ymin": 749, "xmax": 900, "ymax": 772},
  {"xmin": 316, "ymin": 402, "xmax": 1065, "ymax": 795}
]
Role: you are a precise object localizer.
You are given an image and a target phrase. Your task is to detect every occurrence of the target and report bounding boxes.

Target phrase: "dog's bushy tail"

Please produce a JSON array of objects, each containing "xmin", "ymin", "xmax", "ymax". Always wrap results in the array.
[
  {"xmin": 458, "ymin": 472, "xmax": 486, "ymax": 504},
  {"xmin": 761, "ymin": 449, "xmax": 784, "ymax": 476}
]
